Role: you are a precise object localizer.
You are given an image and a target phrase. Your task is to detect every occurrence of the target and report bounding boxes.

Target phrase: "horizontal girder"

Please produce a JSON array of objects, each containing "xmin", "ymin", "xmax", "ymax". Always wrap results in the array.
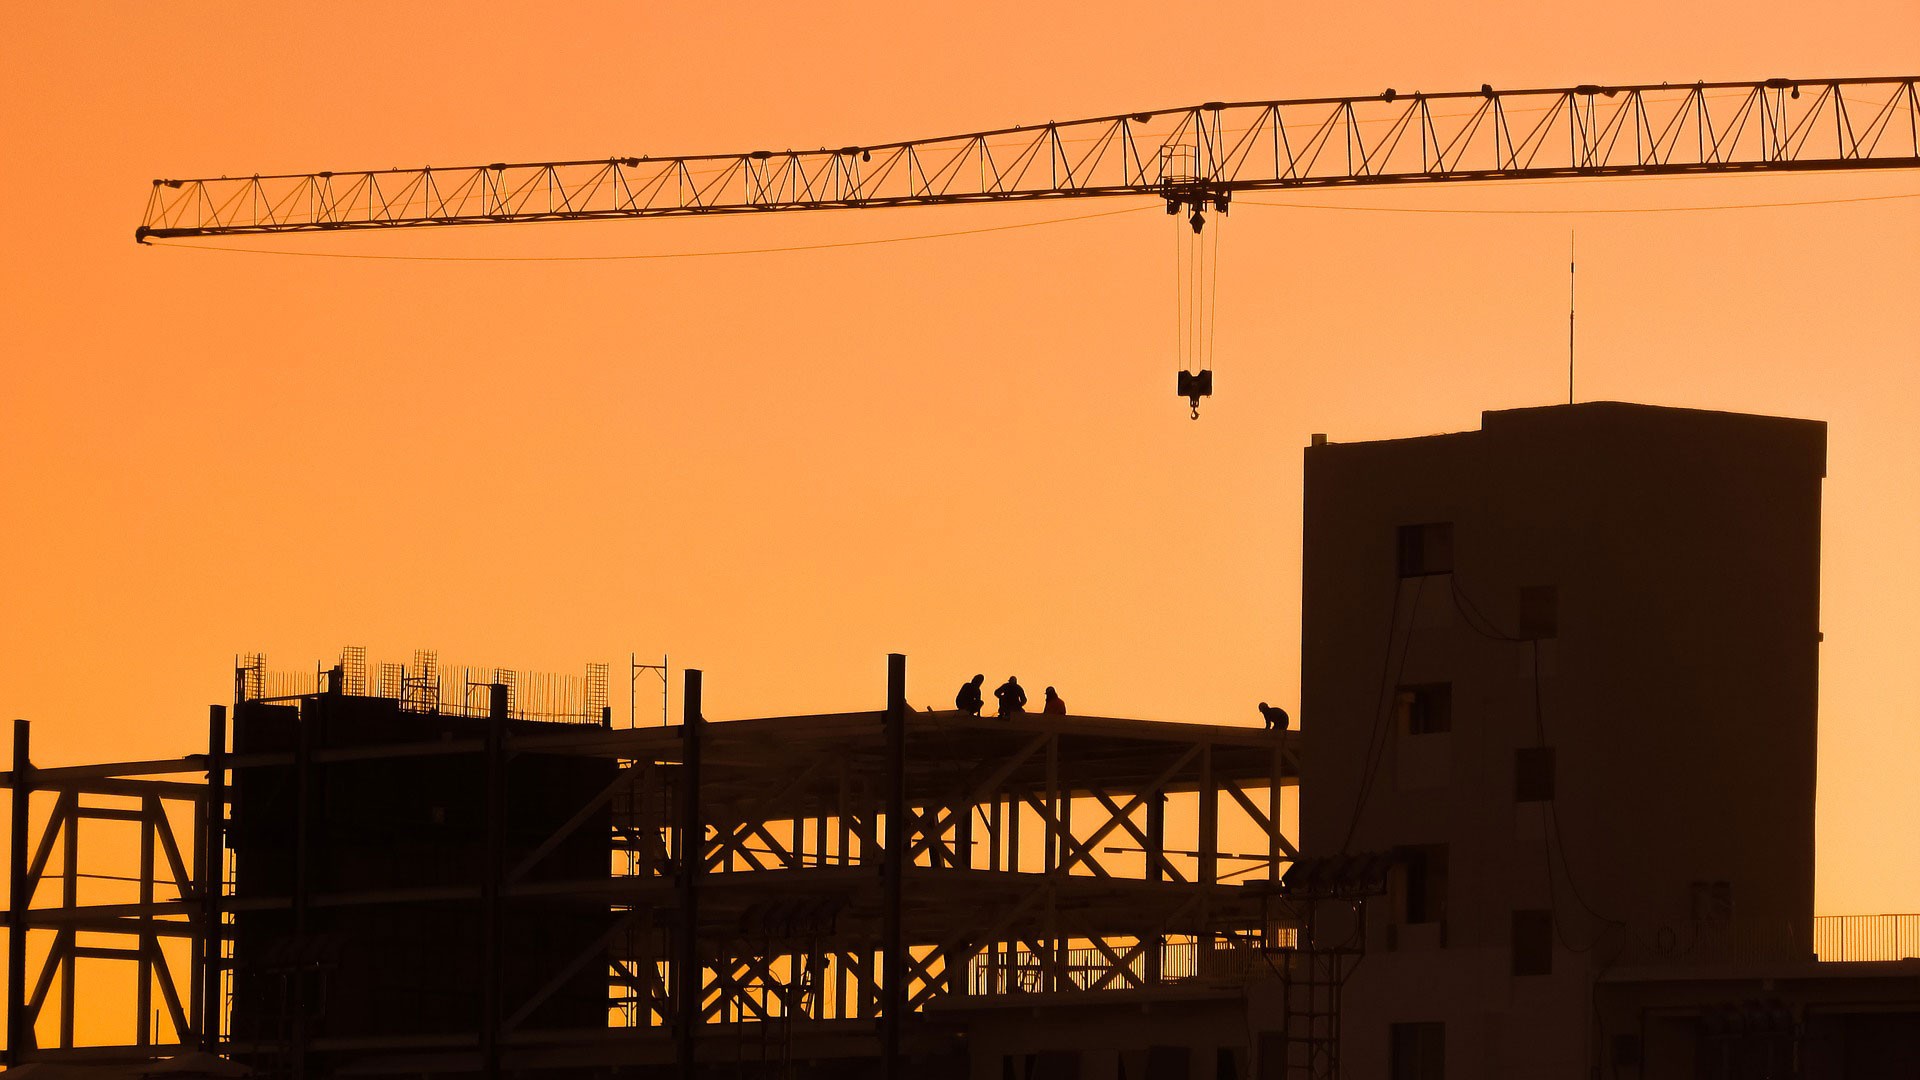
[{"xmin": 136, "ymin": 77, "xmax": 1920, "ymax": 240}]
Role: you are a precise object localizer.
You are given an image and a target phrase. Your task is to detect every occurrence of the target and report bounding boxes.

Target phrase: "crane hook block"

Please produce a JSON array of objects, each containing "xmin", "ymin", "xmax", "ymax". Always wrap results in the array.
[{"xmin": 1178, "ymin": 369, "xmax": 1213, "ymax": 418}]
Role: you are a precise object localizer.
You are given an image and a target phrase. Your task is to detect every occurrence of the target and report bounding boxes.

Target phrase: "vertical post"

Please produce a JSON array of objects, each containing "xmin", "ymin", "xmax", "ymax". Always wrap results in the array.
[
  {"xmin": 59, "ymin": 790, "xmax": 74, "ymax": 1049},
  {"xmin": 137, "ymin": 797, "xmax": 154, "ymax": 1046},
  {"xmin": 1146, "ymin": 791, "xmax": 1165, "ymax": 985},
  {"xmin": 1268, "ymin": 745, "xmax": 1285, "ymax": 948},
  {"xmin": 882, "ymin": 653, "xmax": 906, "ymax": 1080},
  {"xmin": 480, "ymin": 685, "xmax": 507, "ymax": 1080},
  {"xmin": 955, "ymin": 801, "xmax": 972, "ymax": 873},
  {"xmin": 198, "ymin": 705, "xmax": 226, "ymax": 1050},
  {"xmin": 1198, "ymin": 744, "xmax": 1217, "ymax": 976},
  {"xmin": 675, "ymin": 670, "xmax": 703, "ymax": 1076},
  {"xmin": 291, "ymin": 699, "xmax": 312, "ymax": 1080},
  {"xmin": 1198, "ymin": 745, "xmax": 1217, "ymax": 885},
  {"xmin": 1007, "ymin": 795, "xmax": 1019, "ymax": 874},
  {"xmin": 7, "ymin": 720, "xmax": 31, "ymax": 1065},
  {"xmin": 1043, "ymin": 735, "xmax": 1059, "ymax": 994}
]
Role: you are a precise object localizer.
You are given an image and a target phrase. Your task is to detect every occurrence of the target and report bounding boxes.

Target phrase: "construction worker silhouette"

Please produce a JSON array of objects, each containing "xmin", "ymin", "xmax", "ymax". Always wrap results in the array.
[
  {"xmin": 1043, "ymin": 686, "xmax": 1066, "ymax": 716},
  {"xmin": 955, "ymin": 674, "xmax": 985, "ymax": 717},
  {"xmin": 994, "ymin": 676, "xmax": 1027, "ymax": 717},
  {"xmin": 1259, "ymin": 702, "xmax": 1290, "ymax": 731}
]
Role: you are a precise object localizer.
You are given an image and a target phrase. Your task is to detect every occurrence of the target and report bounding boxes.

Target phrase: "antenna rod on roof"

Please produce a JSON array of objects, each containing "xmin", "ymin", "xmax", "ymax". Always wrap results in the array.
[{"xmin": 1568, "ymin": 231, "xmax": 1576, "ymax": 405}]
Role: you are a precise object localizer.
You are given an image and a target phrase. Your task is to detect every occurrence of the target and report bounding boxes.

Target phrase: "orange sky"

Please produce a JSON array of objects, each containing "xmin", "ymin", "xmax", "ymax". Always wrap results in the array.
[{"xmin": 2, "ymin": 0, "xmax": 1917, "ymax": 938}]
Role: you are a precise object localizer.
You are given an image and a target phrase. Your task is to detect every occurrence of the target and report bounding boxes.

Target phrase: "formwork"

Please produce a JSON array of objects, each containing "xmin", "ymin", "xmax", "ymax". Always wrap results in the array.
[{"xmin": 2, "ymin": 651, "xmax": 1313, "ymax": 1079}]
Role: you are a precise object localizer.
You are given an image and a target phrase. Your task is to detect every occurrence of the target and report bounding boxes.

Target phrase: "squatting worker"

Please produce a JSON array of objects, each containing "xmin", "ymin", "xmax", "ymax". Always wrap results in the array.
[
  {"xmin": 994, "ymin": 676, "xmax": 1027, "ymax": 717},
  {"xmin": 956, "ymin": 674, "xmax": 986, "ymax": 717}
]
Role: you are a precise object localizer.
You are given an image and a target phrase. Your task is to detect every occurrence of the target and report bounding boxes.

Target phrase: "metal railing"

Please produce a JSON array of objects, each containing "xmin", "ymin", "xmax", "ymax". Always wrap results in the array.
[
  {"xmin": 1613, "ymin": 915, "xmax": 1920, "ymax": 967},
  {"xmin": 1813, "ymin": 914, "xmax": 1920, "ymax": 962},
  {"xmin": 237, "ymin": 648, "xmax": 612, "ymax": 725},
  {"xmin": 968, "ymin": 934, "xmax": 1280, "ymax": 995}
]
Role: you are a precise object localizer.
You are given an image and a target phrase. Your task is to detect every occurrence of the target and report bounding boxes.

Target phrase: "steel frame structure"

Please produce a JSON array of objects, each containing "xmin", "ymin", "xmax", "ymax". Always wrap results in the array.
[
  {"xmin": 3, "ymin": 714, "xmax": 225, "ymax": 1065},
  {"xmin": 5, "ymin": 654, "xmax": 1307, "ymax": 1077},
  {"xmin": 135, "ymin": 78, "xmax": 1920, "ymax": 241}
]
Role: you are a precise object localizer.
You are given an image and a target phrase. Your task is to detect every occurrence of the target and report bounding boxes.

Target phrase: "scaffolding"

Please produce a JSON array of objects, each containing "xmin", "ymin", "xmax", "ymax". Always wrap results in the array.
[{"xmin": 4, "ymin": 651, "xmax": 1316, "ymax": 1078}]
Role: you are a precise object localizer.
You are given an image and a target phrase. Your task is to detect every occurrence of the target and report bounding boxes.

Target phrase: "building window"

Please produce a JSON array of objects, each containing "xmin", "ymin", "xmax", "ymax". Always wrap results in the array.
[
  {"xmin": 1514, "ymin": 747, "xmax": 1555, "ymax": 801},
  {"xmin": 1389, "ymin": 1022, "xmax": 1445, "ymax": 1080},
  {"xmin": 1690, "ymin": 880, "xmax": 1733, "ymax": 923},
  {"xmin": 1512, "ymin": 909, "xmax": 1553, "ymax": 975},
  {"xmin": 1396, "ymin": 523, "xmax": 1453, "ymax": 578},
  {"xmin": 1396, "ymin": 844, "xmax": 1448, "ymax": 925},
  {"xmin": 1518, "ymin": 585, "xmax": 1558, "ymax": 639},
  {"xmin": 1395, "ymin": 683, "xmax": 1452, "ymax": 736}
]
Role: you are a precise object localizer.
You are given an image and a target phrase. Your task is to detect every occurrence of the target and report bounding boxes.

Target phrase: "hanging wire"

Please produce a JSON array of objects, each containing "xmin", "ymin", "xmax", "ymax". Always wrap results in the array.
[
  {"xmin": 1173, "ymin": 208, "xmax": 1186, "ymax": 378},
  {"xmin": 1206, "ymin": 204, "xmax": 1223, "ymax": 375},
  {"xmin": 1188, "ymin": 210, "xmax": 1199, "ymax": 380}
]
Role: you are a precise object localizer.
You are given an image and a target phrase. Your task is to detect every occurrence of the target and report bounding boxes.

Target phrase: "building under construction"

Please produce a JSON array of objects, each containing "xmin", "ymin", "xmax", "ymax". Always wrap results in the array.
[
  {"xmin": 4, "ymin": 651, "xmax": 1319, "ymax": 1079},
  {"xmin": 6, "ymin": 402, "xmax": 1920, "ymax": 1079}
]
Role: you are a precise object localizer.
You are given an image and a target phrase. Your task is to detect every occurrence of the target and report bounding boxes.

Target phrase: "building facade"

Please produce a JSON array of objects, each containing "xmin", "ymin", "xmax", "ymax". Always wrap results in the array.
[{"xmin": 1300, "ymin": 402, "xmax": 1830, "ymax": 1076}]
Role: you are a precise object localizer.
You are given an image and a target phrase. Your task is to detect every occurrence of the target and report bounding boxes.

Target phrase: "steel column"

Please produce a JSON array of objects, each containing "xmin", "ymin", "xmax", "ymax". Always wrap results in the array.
[
  {"xmin": 7, "ymin": 719, "xmax": 30, "ymax": 1064},
  {"xmin": 197, "ymin": 704, "xmax": 224, "ymax": 1049},
  {"xmin": 882, "ymin": 653, "xmax": 906, "ymax": 1080},
  {"xmin": 675, "ymin": 669, "xmax": 703, "ymax": 1075}
]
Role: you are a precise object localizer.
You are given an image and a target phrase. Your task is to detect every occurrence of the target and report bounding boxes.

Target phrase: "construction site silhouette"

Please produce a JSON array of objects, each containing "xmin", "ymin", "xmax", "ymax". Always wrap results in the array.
[{"xmin": 5, "ymin": 403, "xmax": 1918, "ymax": 1078}]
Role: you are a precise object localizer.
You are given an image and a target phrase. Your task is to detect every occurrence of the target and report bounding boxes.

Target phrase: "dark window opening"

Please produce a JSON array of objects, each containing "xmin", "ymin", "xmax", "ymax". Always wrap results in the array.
[
  {"xmin": 1518, "ymin": 585, "xmax": 1558, "ymax": 639},
  {"xmin": 1396, "ymin": 523, "xmax": 1454, "ymax": 578},
  {"xmin": 1514, "ymin": 746, "xmax": 1555, "ymax": 802},
  {"xmin": 1395, "ymin": 844, "xmax": 1448, "ymax": 925},
  {"xmin": 1395, "ymin": 683, "xmax": 1453, "ymax": 735},
  {"xmin": 1512, "ymin": 909, "xmax": 1553, "ymax": 976},
  {"xmin": 1389, "ymin": 1021, "xmax": 1445, "ymax": 1080},
  {"xmin": 1690, "ymin": 880, "xmax": 1733, "ymax": 923}
]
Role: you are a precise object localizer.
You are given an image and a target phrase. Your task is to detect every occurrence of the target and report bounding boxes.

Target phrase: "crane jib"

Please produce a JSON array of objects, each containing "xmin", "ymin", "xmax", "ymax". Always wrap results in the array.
[{"xmin": 134, "ymin": 77, "xmax": 1920, "ymax": 242}]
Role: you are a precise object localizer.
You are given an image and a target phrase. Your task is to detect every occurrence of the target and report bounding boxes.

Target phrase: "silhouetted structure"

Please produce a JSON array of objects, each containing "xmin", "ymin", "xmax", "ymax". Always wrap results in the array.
[
  {"xmin": 2, "ymin": 652, "xmax": 1297, "ymax": 1079},
  {"xmin": 6, "ymin": 402, "xmax": 1919, "ymax": 1079},
  {"xmin": 227, "ymin": 687, "xmax": 614, "ymax": 1059},
  {"xmin": 1299, "ymin": 402, "xmax": 1914, "ymax": 1077}
]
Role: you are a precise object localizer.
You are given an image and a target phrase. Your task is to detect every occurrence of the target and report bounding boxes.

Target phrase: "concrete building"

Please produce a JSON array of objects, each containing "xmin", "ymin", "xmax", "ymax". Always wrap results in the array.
[{"xmin": 1296, "ymin": 401, "xmax": 1919, "ymax": 1077}]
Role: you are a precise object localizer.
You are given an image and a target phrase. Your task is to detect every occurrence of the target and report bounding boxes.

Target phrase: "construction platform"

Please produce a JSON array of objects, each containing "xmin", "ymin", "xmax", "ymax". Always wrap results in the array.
[{"xmin": 2, "ymin": 651, "xmax": 1309, "ymax": 1079}]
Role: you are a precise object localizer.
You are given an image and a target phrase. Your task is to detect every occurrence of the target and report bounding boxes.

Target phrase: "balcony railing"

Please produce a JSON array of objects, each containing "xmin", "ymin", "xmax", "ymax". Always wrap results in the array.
[
  {"xmin": 1613, "ymin": 914, "xmax": 1920, "ymax": 967},
  {"xmin": 1812, "ymin": 914, "xmax": 1920, "ymax": 962},
  {"xmin": 968, "ymin": 934, "xmax": 1282, "ymax": 995}
]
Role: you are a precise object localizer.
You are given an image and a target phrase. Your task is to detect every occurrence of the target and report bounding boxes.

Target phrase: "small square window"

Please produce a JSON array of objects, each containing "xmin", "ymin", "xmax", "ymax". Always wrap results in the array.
[
  {"xmin": 1518, "ymin": 585, "xmax": 1558, "ymax": 639},
  {"xmin": 1690, "ymin": 881, "xmax": 1733, "ymax": 923},
  {"xmin": 1389, "ymin": 1021, "xmax": 1445, "ymax": 1080},
  {"xmin": 1390, "ymin": 684, "xmax": 1443, "ymax": 734},
  {"xmin": 1396, "ymin": 523, "xmax": 1454, "ymax": 578},
  {"xmin": 1512, "ymin": 909, "xmax": 1553, "ymax": 975},
  {"xmin": 1514, "ymin": 747, "xmax": 1555, "ymax": 802},
  {"xmin": 1395, "ymin": 683, "xmax": 1452, "ymax": 736}
]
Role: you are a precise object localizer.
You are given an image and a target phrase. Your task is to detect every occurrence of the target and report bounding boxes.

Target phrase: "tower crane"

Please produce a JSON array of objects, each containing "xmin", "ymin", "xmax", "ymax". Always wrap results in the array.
[{"xmin": 137, "ymin": 77, "xmax": 1920, "ymax": 414}]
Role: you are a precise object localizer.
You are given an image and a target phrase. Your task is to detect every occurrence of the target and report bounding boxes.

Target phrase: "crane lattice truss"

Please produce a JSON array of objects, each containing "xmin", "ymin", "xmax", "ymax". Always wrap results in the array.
[{"xmin": 137, "ymin": 77, "xmax": 1920, "ymax": 240}]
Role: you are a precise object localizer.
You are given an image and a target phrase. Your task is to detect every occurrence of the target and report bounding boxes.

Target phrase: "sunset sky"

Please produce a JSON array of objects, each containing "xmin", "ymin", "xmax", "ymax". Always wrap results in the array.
[{"xmin": 3, "ymin": 0, "xmax": 1917, "ymax": 943}]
